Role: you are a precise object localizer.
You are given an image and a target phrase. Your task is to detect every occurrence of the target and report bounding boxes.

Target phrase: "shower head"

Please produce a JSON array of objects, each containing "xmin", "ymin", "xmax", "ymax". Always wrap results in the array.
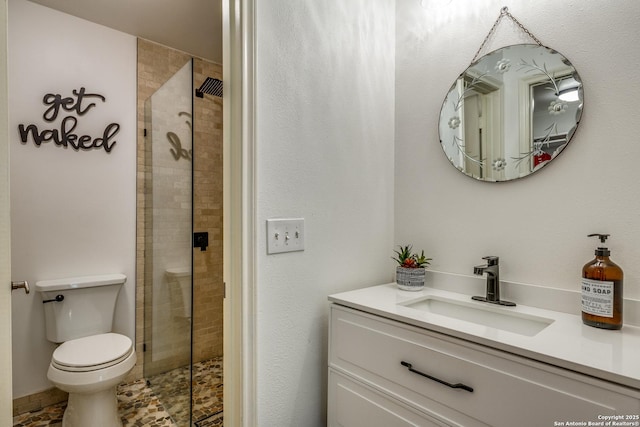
[{"xmin": 195, "ymin": 77, "xmax": 223, "ymax": 98}]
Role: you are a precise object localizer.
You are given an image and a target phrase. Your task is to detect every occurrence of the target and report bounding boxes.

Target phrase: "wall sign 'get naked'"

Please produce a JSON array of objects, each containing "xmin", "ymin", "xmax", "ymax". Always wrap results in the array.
[{"xmin": 17, "ymin": 87, "xmax": 121, "ymax": 153}]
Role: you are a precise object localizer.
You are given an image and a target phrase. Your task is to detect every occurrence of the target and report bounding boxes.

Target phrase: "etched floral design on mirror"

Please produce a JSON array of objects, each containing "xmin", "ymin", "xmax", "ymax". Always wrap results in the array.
[{"xmin": 438, "ymin": 44, "xmax": 584, "ymax": 182}]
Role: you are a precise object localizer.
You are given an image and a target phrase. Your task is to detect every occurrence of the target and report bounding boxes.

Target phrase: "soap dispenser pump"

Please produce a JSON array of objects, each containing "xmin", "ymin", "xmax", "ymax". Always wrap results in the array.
[{"xmin": 581, "ymin": 233, "xmax": 623, "ymax": 330}]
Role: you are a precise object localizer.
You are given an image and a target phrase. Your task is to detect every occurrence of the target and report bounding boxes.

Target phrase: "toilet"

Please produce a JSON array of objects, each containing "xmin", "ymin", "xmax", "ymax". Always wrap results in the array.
[
  {"xmin": 35, "ymin": 274, "xmax": 136, "ymax": 427},
  {"xmin": 165, "ymin": 267, "xmax": 192, "ymax": 318}
]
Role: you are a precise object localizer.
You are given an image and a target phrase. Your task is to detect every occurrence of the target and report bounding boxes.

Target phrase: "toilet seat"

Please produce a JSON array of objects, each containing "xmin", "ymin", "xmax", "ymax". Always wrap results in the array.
[{"xmin": 52, "ymin": 333, "xmax": 133, "ymax": 372}]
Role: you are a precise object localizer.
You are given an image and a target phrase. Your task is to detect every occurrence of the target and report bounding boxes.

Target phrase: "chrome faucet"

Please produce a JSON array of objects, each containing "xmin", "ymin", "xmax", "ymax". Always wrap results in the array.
[{"xmin": 472, "ymin": 256, "xmax": 516, "ymax": 306}]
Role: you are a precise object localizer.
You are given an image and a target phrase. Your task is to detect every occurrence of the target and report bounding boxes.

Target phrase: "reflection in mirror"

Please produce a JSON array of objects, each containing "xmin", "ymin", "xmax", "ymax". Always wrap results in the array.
[{"xmin": 439, "ymin": 44, "xmax": 583, "ymax": 182}]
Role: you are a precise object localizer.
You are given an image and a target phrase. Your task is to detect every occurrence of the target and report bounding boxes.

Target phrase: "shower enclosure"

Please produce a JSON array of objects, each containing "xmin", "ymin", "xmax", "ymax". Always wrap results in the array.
[{"xmin": 138, "ymin": 39, "xmax": 224, "ymax": 427}]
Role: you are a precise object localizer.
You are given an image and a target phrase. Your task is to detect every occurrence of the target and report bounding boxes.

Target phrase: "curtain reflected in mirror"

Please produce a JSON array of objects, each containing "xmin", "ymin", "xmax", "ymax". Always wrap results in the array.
[{"xmin": 439, "ymin": 44, "xmax": 584, "ymax": 182}]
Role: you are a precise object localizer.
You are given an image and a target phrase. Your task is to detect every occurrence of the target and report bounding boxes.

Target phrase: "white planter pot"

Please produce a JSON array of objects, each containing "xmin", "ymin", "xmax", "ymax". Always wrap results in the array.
[{"xmin": 396, "ymin": 267, "xmax": 425, "ymax": 291}]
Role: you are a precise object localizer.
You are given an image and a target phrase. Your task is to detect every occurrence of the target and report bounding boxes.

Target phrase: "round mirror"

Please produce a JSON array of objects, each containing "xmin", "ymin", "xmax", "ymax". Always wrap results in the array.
[{"xmin": 439, "ymin": 44, "xmax": 583, "ymax": 182}]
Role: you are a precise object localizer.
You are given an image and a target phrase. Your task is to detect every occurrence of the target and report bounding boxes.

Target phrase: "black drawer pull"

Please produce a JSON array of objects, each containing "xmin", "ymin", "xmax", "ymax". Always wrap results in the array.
[{"xmin": 401, "ymin": 361, "xmax": 473, "ymax": 393}]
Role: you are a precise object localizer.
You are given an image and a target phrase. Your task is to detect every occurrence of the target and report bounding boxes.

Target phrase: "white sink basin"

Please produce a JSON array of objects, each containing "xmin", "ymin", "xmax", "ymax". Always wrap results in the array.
[{"xmin": 400, "ymin": 296, "xmax": 554, "ymax": 337}]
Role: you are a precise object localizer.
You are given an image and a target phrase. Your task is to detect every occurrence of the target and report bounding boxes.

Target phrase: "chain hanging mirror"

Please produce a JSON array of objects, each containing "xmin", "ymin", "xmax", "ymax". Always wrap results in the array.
[{"xmin": 438, "ymin": 7, "xmax": 584, "ymax": 182}]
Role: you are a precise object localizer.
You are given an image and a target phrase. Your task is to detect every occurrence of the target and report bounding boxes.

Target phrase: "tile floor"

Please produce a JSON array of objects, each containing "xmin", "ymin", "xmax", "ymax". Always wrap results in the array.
[
  {"xmin": 148, "ymin": 357, "xmax": 224, "ymax": 426},
  {"xmin": 12, "ymin": 357, "xmax": 223, "ymax": 427}
]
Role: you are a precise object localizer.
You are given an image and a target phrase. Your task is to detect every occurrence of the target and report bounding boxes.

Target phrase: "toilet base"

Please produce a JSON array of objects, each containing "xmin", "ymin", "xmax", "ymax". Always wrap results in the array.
[{"xmin": 62, "ymin": 386, "xmax": 122, "ymax": 427}]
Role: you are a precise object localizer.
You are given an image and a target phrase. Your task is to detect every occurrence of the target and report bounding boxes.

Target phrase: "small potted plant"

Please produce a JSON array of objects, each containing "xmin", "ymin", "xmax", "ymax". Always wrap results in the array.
[{"xmin": 392, "ymin": 245, "xmax": 431, "ymax": 291}]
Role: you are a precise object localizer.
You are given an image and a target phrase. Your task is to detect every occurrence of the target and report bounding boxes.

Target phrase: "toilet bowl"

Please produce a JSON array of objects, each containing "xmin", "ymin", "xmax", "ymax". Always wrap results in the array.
[
  {"xmin": 35, "ymin": 274, "xmax": 136, "ymax": 427},
  {"xmin": 48, "ymin": 333, "xmax": 135, "ymax": 427}
]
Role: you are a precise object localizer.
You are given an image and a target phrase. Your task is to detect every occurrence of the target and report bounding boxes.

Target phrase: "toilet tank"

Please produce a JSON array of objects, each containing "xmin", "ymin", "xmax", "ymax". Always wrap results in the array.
[{"xmin": 35, "ymin": 274, "xmax": 126, "ymax": 343}]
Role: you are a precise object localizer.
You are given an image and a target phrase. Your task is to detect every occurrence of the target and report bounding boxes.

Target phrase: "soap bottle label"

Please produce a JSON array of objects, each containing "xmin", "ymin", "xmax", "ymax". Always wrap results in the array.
[{"xmin": 581, "ymin": 278, "xmax": 614, "ymax": 318}]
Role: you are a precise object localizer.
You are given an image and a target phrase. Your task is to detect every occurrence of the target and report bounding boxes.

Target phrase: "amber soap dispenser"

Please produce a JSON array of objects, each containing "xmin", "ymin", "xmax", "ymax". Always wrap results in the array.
[{"xmin": 581, "ymin": 233, "xmax": 623, "ymax": 330}]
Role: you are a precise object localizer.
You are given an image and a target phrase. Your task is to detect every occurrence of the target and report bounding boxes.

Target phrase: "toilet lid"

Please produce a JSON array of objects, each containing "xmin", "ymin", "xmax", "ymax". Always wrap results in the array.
[{"xmin": 52, "ymin": 333, "xmax": 133, "ymax": 372}]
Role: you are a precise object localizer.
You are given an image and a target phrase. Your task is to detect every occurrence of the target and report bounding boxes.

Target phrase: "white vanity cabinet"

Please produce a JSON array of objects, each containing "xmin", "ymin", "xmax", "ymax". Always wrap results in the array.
[{"xmin": 328, "ymin": 304, "xmax": 640, "ymax": 427}]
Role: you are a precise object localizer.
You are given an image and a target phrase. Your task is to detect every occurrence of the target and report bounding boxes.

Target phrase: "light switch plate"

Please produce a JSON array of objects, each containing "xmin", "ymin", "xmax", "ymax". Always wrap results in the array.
[{"xmin": 266, "ymin": 218, "xmax": 305, "ymax": 254}]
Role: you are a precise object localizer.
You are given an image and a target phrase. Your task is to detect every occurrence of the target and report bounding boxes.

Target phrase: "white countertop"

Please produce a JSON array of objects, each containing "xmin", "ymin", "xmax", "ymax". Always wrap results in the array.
[{"xmin": 329, "ymin": 283, "xmax": 640, "ymax": 390}]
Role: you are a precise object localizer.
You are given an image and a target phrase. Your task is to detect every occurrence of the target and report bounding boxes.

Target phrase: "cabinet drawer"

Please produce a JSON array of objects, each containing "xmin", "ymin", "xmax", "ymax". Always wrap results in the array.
[
  {"xmin": 328, "ymin": 369, "xmax": 449, "ymax": 427},
  {"xmin": 330, "ymin": 305, "xmax": 640, "ymax": 427}
]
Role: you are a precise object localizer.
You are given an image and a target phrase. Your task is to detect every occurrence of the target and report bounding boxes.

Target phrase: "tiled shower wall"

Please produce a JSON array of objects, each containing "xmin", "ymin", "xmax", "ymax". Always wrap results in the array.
[
  {"xmin": 135, "ymin": 39, "xmax": 223, "ymax": 380},
  {"xmin": 191, "ymin": 58, "xmax": 224, "ymax": 364}
]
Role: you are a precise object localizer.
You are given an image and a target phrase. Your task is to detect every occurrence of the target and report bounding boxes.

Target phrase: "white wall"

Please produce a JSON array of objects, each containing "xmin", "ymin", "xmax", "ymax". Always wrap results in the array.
[
  {"xmin": 396, "ymin": 1, "xmax": 640, "ymax": 298},
  {"xmin": 255, "ymin": 0, "xmax": 395, "ymax": 424},
  {"xmin": 8, "ymin": 0, "xmax": 136, "ymax": 397}
]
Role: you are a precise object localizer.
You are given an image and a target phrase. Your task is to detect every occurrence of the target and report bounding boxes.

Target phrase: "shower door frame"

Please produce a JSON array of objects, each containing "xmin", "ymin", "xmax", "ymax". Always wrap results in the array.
[
  {"xmin": 223, "ymin": 0, "xmax": 257, "ymax": 425},
  {"xmin": 0, "ymin": 1, "xmax": 11, "ymax": 424}
]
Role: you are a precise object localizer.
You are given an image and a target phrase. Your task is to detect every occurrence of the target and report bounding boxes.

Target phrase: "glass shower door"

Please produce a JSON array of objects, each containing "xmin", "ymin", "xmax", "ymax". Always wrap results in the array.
[{"xmin": 143, "ymin": 59, "xmax": 194, "ymax": 426}]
